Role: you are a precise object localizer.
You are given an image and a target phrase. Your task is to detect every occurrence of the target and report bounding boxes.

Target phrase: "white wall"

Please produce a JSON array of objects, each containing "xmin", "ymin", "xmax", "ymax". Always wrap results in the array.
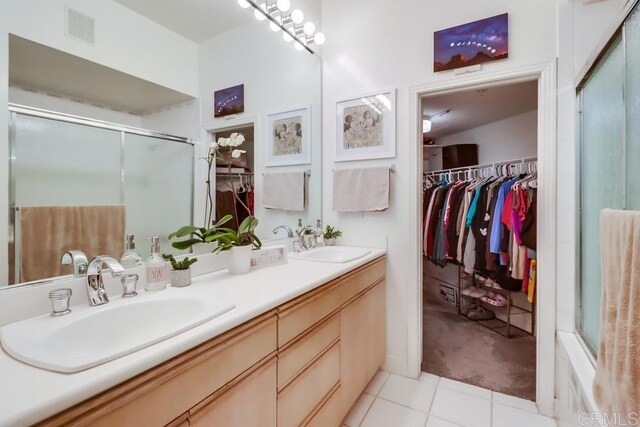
[
  {"xmin": 9, "ymin": 86, "xmax": 143, "ymax": 127},
  {"xmin": 4, "ymin": 0, "xmax": 198, "ymax": 97},
  {"xmin": 436, "ymin": 109, "xmax": 538, "ymax": 165},
  {"xmin": 198, "ymin": 21, "xmax": 322, "ymax": 239},
  {"xmin": 320, "ymin": 0, "xmax": 559, "ymax": 376}
]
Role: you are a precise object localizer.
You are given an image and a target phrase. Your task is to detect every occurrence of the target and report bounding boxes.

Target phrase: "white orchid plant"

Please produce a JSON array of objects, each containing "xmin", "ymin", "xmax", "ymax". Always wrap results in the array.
[{"xmin": 203, "ymin": 133, "xmax": 251, "ymax": 228}]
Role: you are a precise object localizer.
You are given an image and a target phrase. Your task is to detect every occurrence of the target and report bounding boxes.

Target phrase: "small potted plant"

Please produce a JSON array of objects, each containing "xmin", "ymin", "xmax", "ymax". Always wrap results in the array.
[
  {"xmin": 168, "ymin": 215, "xmax": 233, "ymax": 254},
  {"xmin": 214, "ymin": 216, "xmax": 262, "ymax": 275},
  {"xmin": 162, "ymin": 254, "xmax": 198, "ymax": 288},
  {"xmin": 324, "ymin": 225, "xmax": 342, "ymax": 246}
]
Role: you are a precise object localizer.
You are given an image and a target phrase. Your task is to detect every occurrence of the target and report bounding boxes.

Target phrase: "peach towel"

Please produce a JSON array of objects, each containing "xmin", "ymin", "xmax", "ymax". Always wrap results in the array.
[
  {"xmin": 19, "ymin": 205, "xmax": 125, "ymax": 283},
  {"xmin": 593, "ymin": 209, "xmax": 640, "ymax": 419}
]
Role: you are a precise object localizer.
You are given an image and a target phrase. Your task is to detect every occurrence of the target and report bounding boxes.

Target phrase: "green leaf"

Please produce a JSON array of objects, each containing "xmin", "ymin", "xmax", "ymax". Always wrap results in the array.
[
  {"xmin": 169, "ymin": 225, "xmax": 202, "ymax": 239},
  {"xmin": 213, "ymin": 214, "xmax": 233, "ymax": 228},
  {"xmin": 252, "ymin": 234, "xmax": 263, "ymax": 249},
  {"xmin": 238, "ymin": 216, "xmax": 258, "ymax": 234},
  {"xmin": 170, "ymin": 239, "xmax": 203, "ymax": 250}
]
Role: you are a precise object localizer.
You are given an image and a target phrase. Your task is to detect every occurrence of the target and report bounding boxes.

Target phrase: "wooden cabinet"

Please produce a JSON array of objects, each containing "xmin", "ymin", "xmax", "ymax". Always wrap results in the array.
[
  {"xmin": 40, "ymin": 257, "xmax": 386, "ymax": 427},
  {"xmin": 340, "ymin": 280, "xmax": 386, "ymax": 411}
]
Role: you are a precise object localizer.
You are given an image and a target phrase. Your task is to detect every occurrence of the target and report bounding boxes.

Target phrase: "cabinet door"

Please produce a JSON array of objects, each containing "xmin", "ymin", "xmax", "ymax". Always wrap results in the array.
[
  {"xmin": 340, "ymin": 291, "xmax": 369, "ymax": 412},
  {"xmin": 340, "ymin": 281, "xmax": 386, "ymax": 414},
  {"xmin": 364, "ymin": 281, "xmax": 386, "ymax": 382},
  {"xmin": 189, "ymin": 357, "xmax": 277, "ymax": 427}
]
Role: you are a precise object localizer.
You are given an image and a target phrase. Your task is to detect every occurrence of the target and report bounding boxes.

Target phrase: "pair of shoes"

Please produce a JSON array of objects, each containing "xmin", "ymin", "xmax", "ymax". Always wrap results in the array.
[
  {"xmin": 481, "ymin": 293, "xmax": 507, "ymax": 307},
  {"xmin": 467, "ymin": 306, "xmax": 495, "ymax": 320},
  {"xmin": 485, "ymin": 277, "xmax": 502, "ymax": 289},
  {"xmin": 474, "ymin": 274, "xmax": 487, "ymax": 285},
  {"xmin": 468, "ymin": 288, "xmax": 487, "ymax": 298}
]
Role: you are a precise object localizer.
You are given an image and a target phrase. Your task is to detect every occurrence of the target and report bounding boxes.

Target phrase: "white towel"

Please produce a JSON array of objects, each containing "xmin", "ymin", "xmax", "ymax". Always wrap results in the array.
[
  {"xmin": 333, "ymin": 167, "xmax": 390, "ymax": 212},
  {"xmin": 593, "ymin": 209, "xmax": 640, "ymax": 419},
  {"xmin": 262, "ymin": 172, "xmax": 307, "ymax": 211}
]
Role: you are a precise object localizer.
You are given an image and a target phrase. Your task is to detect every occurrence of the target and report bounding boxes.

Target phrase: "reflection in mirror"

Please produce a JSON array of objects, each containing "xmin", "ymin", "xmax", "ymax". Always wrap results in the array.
[{"xmin": 2, "ymin": 0, "xmax": 322, "ymax": 289}]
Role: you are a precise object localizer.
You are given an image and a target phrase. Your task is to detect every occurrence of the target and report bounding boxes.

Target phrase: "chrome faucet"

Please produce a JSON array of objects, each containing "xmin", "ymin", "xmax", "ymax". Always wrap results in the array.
[
  {"xmin": 61, "ymin": 250, "xmax": 89, "ymax": 277},
  {"xmin": 86, "ymin": 256, "xmax": 125, "ymax": 306},
  {"xmin": 272, "ymin": 225, "xmax": 294, "ymax": 238},
  {"xmin": 299, "ymin": 226, "xmax": 322, "ymax": 251}
]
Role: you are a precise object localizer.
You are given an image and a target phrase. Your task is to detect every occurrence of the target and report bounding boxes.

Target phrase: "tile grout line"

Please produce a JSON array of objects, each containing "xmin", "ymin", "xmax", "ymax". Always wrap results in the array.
[
  {"xmin": 424, "ymin": 377, "xmax": 440, "ymax": 418},
  {"xmin": 356, "ymin": 396, "xmax": 376, "ymax": 427}
]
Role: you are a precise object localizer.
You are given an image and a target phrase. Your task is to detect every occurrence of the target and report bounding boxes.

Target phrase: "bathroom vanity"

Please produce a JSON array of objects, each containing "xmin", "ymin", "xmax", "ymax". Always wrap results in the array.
[{"xmin": 0, "ymin": 251, "xmax": 385, "ymax": 426}]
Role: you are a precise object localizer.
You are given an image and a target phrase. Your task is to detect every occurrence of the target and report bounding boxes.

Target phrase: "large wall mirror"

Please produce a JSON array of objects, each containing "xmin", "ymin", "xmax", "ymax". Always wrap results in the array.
[{"xmin": 1, "ymin": 0, "xmax": 322, "ymax": 288}]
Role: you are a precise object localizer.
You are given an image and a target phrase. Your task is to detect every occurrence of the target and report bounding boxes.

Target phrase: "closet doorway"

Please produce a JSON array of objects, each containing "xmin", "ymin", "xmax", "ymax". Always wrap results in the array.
[
  {"xmin": 421, "ymin": 80, "xmax": 539, "ymax": 401},
  {"xmin": 210, "ymin": 124, "xmax": 255, "ymax": 229}
]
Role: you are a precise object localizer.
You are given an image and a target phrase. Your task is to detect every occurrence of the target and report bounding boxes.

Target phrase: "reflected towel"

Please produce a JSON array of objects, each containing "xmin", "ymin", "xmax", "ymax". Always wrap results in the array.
[
  {"xmin": 19, "ymin": 205, "xmax": 125, "ymax": 283},
  {"xmin": 593, "ymin": 209, "xmax": 640, "ymax": 419},
  {"xmin": 262, "ymin": 172, "xmax": 307, "ymax": 211},
  {"xmin": 333, "ymin": 167, "xmax": 390, "ymax": 212}
]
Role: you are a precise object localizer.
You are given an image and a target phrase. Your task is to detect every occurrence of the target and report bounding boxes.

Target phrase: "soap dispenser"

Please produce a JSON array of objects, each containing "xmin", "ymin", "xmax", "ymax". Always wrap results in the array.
[
  {"xmin": 294, "ymin": 218, "xmax": 303, "ymax": 236},
  {"xmin": 315, "ymin": 219, "xmax": 325, "ymax": 247},
  {"xmin": 121, "ymin": 234, "xmax": 143, "ymax": 268},
  {"xmin": 145, "ymin": 236, "xmax": 167, "ymax": 292}
]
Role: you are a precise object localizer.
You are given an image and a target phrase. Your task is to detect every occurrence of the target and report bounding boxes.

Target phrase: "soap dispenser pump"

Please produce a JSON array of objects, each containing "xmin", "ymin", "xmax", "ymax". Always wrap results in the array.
[
  {"xmin": 121, "ymin": 234, "xmax": 143, "ymax": 268},
  {"xmin": 315, "ymin": 219, "xmax": 325, "ymax": 247},
  {"xmin": 294, "ymin": 218, "xmax": 303, "ymax": 236},
  {"xmin": 145, "ymin": 236, "xmax": 167, "ymax": 292}
]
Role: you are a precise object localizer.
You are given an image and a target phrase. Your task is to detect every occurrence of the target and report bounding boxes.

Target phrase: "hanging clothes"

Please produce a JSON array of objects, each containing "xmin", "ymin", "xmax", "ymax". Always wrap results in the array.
[{"xmin": 422, "ymin": 159, "xmax": 538, "ymax": 294}]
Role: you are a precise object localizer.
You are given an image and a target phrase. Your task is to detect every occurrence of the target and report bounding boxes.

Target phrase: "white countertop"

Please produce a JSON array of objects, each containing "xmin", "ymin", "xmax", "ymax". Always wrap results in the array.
[{"xmin": 0, "ymin": 248, "xmax": 385, "ymax": 426}]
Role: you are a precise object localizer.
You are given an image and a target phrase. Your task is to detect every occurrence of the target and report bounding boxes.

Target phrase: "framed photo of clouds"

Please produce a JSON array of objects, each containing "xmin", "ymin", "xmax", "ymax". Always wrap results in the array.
[
  {"xmin": 335, "ymin": 89, "xmax": 396, "ymax": 162},
  {"xmin": 265, "ymin": 106, "xmax": 311, "ymax": 166}
]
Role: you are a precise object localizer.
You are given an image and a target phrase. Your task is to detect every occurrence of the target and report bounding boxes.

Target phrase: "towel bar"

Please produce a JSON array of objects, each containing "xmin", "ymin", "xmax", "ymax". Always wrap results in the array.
[{"xmin": 332, "ymin": 164, "xmax": 396, "ymax": 173}]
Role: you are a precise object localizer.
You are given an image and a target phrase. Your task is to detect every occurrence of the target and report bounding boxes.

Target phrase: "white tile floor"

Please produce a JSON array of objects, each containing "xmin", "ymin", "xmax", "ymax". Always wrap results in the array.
[{"xmin": 343, "ymin": 371, "xmax": 556, "ymax": 427}]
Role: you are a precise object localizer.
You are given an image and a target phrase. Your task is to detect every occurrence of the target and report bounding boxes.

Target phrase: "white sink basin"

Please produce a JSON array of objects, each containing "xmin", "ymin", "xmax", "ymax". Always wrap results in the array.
[
  {"xmin": 289, "ymin": 246, "xmax": 372, "ymax": 263},
  {"xmin": 0, "ymin": 288, "xmax": 235, "ymax": 373}
]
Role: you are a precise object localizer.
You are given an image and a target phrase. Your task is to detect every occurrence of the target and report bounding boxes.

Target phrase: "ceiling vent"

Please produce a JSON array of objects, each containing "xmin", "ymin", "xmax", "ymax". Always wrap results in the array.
[{"xmin": 65, "ymin": 8, "xmax": 95, "ymax": 44}]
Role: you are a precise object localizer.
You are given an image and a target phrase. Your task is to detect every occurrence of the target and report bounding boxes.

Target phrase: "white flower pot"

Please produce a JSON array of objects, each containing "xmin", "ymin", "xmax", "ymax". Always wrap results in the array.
[
  {"xmin": 326, "ymin": 238, "xmax": 336, "ymax": 246},
  {"xmin": 229, "ymin": 245, "xmax": 252, "ymax": 275},
  {"xmin": 171, "ymin": 268, "xmax": 192, "ymax": 288}
]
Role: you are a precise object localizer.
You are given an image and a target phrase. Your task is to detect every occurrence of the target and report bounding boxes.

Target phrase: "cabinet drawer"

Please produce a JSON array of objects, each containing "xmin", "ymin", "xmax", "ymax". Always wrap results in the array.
[
  {"xmin": 44, "ymin": 314, "xmax": 277, "ymax": 427},
  {"xmin": 277, "ymin": 341, "xmax": 340, "ymax": 427},
  {"xmin": 278, "ymin": 313, "xmax": 339, "ymax": 390},
  {"xmin": 305, "ymin": 385, "xmax": 344, "ymax": 427},
  {"xmin": 189, "ymin": 356, "xmax": 277, "ymax": 427},
  {"xmin": 278, "ymin": 258, "xmax": 385, "ymax": 346}
]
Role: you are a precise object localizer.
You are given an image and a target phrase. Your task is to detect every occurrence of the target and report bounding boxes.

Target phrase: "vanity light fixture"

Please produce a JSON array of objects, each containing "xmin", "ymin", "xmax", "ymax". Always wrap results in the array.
[{"xmin": 239, "ymin": 0, "xmax": 325, "ymax": 54}]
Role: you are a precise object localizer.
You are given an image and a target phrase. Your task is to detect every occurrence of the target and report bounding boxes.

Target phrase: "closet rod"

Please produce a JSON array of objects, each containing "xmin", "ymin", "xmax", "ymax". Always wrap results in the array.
[{"xmin": 424, "ymin": 156, "xmax": 537, "ymax": 176}]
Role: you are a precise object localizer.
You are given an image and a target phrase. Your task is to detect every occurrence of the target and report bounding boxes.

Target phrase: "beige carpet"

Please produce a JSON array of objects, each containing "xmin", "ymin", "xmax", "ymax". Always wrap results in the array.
[{"xmin": 422, "ymin": 293, "xmax": 536, "ymax": 401}]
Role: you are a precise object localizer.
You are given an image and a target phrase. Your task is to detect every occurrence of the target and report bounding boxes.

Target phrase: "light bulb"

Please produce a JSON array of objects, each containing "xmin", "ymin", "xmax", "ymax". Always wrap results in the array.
[
  {"xmin": 237, "ymin": 0, "xmax": 251, "ymax": 8},
  {"xmin": 283, "ymin": 31, "xmax": 293, "ymax": 42},
  {"xmin": 294, "ymin": 41, "xmax": 304, "ymax": 51},
  {"xmin": 291, "ymin": 9, "xmax": 304, "ymax": 24},
  {"xmin": 276, "ymin": 0, "xmax": 291, "ymax": 12},
  {"xmin": 270, "ymin": 21, "xmax": 281, "ymax": 32},
  {"xmin": 423, "ymin": 119, "xmax": 432, "ymax": 133},
  {"xmin": 313, "ymin": 32, "xmax": 325, "ymax": 45},
  {"xmin": 303, "ymin": 21, "xmax": 316, "ymax": 35},
  {"xmin": 254, "ymin": 4, "xmax": 266, "ymax": 21}
]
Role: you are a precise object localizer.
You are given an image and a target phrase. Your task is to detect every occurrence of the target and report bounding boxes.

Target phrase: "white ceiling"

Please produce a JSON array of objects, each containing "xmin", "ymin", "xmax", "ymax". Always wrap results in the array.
[
  {"xmin": 9, "ymin": 35, "xmax": 193, "ymax": 115},
  {"xmin": 421, "ymin": 80, "xmax": 538, "ymax": 140},
  {"xmin": 113, "ymin": 0, "xmax": 253, "ymax": 42}
]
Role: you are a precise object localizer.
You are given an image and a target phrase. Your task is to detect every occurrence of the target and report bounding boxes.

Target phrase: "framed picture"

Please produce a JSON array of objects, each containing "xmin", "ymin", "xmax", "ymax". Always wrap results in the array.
[
  {"xmin": 335, "ymin": 89, "xmax": 396, "ymax": 162},
  {"xmin": 265, "ymin": 107, "xmax": 311, "ymax": 166},
  {"xmin": 214, "ymin": 84, "xmax": 244, "ymax": 118},
  {"xmin": 434, "ymin": 13, "xmax": 508, "ymax": 73}
]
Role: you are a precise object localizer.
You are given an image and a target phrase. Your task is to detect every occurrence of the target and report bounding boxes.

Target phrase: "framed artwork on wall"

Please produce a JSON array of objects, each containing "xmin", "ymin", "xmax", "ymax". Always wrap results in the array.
[
  {"xmin": 335, "ymin": 89, "xmax": 396, "ymax": 162},
  {"xmin": 265, "ymin": 106, "xmax": 311, "ymax": 166},
  {"xmin": 434, "ymin": 13, "xmax": 509, "ymax": 73},
  {"xmin": 214, "ymin": 84, "xmax": 244, "ymax": 118}
]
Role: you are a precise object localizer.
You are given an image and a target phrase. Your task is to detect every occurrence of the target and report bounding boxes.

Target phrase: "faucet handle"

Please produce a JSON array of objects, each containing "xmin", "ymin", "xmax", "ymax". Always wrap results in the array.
[
  {"xmin": 121, "ymin": 274, "xmax": 139, "ymax": 298},
  {"xmin": 49, "ymin": 288, "xmax": 72, "ymax": 317},
  {"xmin": 61, "ymin": 250, "xmax": 88, "ymax": 276}
]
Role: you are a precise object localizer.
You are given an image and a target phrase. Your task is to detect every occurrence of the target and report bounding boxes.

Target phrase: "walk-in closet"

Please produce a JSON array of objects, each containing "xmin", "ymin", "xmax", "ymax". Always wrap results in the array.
[{"xmin": 421, "ymin": 80, "xmax": 539, "ymax": 400}]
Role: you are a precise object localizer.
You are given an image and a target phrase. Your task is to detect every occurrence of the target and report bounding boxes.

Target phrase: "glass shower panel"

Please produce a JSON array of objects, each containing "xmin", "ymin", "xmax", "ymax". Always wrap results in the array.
[
  {"xmin": 13, "ymin": 114, "xmax": 122, "ymax": 207},
  {"xmin": 123, "ymin": 134, "xmax": 193, "ymax": 259},
  {"xmin": 580, "ymin": 39, "xmax": 625, "ymax": 352},
  {"xmin": 625, "ymin": 6, "xmax": 640, "ymax": 209}
]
